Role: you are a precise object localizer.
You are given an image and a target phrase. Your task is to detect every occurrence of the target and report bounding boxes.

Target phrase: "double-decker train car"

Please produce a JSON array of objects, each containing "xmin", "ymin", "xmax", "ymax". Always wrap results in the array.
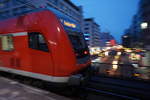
[{"xmin": 0, "ymin": 8, "xmax": 91, "ymax": 85}]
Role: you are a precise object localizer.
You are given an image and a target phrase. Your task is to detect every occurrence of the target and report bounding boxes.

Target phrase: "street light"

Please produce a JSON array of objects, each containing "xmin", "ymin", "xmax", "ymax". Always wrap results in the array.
[
  {"xmin": 140, "ymin": 22, "xmax": 148, "ymax": 29},
  {"xmin": 140, "ymin": 22, "xmax": 150, "ymax": 49},
  {"xmin": 123, "ymin": 35, "xmax": 128, "ymax": 38}
]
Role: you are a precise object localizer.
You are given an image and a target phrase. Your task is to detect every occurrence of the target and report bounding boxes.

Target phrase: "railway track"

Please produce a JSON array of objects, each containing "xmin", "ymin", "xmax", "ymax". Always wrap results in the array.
[
  {"xmin": 84, "ymin": 75, "xmax": 150, "ymax": 100},
  {"xmin": 0, "ymin": 70, "xmax": 150, "ymax": 100}
]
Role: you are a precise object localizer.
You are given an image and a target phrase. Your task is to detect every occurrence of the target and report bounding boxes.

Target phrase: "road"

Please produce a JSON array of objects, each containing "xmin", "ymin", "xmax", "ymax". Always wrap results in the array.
[
  {"xmin": 0, "ymin": 77, "xmax": 70, "ymax": 100},
  {"xmin": 92, "ymin": 52, "xmax": 150, "ymax": 80}
]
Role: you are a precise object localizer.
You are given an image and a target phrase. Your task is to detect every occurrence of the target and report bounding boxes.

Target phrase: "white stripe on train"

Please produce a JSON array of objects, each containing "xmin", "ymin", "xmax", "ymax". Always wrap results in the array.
[
  {"xmin": 0, "ymin": 32, "xmax": 27, "ymax": 36},
  {"xmin": 0, "ymin": 67, "xmax": 69, "ymax": 83},
  {"xmin": 0, "ymin": 32, "xmax": 69, "ymax": 83}
]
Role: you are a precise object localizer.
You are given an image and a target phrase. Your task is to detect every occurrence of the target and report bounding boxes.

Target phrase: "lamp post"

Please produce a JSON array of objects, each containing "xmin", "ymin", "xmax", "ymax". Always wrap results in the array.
[
  {"xmin": 140, "ymin": 22, "xmax": 150, "ymax": 49},
  {"xmin": 140, "ymin": 22, "xmax": 150, "ymax": 66},
  {"xmin": 122, "ymin": 35, "xmax": 131, "ymax": 48}
]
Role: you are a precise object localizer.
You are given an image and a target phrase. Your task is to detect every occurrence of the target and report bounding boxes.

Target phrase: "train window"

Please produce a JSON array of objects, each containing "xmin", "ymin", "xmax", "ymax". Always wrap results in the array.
[
  {"xmin": 68, "ymin": 34, "xmax": 83, "ymax": 49},
  {"xmin": 28, "ymin": 32, "xmax": 49, "ymax": 52},
  {"xmin": 0, "ymin": 35, "xmax": 14, "ymax": 51},
  {"xmin": 67, "ymin": 31, "xmax": 87, "ymax": 50}
]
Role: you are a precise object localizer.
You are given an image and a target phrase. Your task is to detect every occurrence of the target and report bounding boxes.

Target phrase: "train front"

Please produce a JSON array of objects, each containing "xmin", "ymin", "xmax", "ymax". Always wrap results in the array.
[
  {"xmin": 59, "ymin": 17, "xmax": 91, "ymax": 85},
  {"xmin": 48, "ymin": 8, "xmax": 91, "ymax": 85}
]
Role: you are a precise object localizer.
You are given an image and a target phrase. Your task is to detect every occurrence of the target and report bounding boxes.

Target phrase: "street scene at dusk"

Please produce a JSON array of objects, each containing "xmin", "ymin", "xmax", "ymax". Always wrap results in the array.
[
  {"xmin": 92, "ymin": 47, "xmax": 150, "ymax": 79},
  {"xmin": 0, "ymin": 0, "xmax": 150, "ymax": 100}
]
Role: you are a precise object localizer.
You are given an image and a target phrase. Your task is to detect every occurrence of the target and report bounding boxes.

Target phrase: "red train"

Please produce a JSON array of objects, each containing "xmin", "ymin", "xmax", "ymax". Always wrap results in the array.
[{"xmin": 0, "ymin": 8, "xmax": 91, "ymax": 85}]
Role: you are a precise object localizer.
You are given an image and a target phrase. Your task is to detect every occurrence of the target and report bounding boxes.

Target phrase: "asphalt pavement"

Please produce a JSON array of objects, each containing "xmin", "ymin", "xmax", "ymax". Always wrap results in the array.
[{"xmin": 0, "ymin": 77, "xmax": 70, "ymax": 100}]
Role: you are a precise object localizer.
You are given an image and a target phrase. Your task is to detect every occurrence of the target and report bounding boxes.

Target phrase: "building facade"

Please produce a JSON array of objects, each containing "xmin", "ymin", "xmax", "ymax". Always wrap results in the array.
[
  {"xmin": 83, "ymin": 18, "xmax": 101, "ymax": 47},
  {"xmin": 122, "ymin": 29, "xmax": 133, "ymax": 48},
  {"xmin": 100, "ymin": 32, "xmax": 115, "ymax": 47},
  {"xmin": 139, "ymin": 0, "xmax": 150, "ymax": 49},
  {"xmin": 122, "ymin": 0, "xmax": 150, "ymax": 49},
  {"xmin": 122, "ymin": 14, "xmax": 142, "ymax": 48},
  {"xmin": 0, "ymin": 0, "xmax": 83, "ymax": 30}
]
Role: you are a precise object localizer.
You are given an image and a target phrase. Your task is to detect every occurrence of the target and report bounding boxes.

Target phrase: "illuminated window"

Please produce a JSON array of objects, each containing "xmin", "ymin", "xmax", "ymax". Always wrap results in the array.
[{"xmin": 0, "ymin": 35, "xmax": 14, "ymax": 51}]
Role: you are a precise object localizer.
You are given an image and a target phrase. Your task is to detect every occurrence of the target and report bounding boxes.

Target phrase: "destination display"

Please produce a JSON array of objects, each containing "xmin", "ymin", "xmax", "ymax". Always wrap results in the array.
[{"xmin": 60, "ymin": 19, "xmax": 76, "ymax": 28}]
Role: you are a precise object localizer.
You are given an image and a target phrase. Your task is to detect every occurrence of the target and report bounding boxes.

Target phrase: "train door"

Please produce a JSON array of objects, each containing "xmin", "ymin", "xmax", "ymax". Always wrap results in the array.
[{"xmin": 28, "ymin": 32, "xmax": 53, "ymax": 75}]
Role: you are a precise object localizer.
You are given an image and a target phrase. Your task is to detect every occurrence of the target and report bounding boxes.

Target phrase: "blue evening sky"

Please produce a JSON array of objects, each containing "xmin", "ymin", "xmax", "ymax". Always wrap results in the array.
[{"xmin": 71, "ymin": 0, "xmax": 139, "ymax": 43}]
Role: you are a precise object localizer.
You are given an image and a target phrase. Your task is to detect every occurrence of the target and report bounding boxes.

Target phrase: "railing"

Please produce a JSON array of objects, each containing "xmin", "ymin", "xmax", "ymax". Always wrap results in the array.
[{"xmin": 16, "ymin": 0, "xmax": 35, "ymax": 8}]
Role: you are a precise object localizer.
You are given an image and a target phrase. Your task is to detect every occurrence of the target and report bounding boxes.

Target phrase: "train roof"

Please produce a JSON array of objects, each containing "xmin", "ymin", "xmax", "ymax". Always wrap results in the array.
[
  {"xmin": 0, "ymin": 7, "xmax": 81, "ymax": 32},
  {"xmin": 47, "ymin": 7, "xmax": 81, "ymax": 32}
]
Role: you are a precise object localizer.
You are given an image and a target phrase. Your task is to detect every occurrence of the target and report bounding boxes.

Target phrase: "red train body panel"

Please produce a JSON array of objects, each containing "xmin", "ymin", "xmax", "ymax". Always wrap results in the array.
[{"xmin": 0, "ymin": 9, "xmax": 91, "ymax": 83}]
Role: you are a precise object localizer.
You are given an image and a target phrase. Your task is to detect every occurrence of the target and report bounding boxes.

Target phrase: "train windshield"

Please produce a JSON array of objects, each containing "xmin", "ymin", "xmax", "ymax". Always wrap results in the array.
[
  {"xmin": 67, "ymin": 30, "xmax": 89, "ymax": 59},
  {"xmin": 67, "ymin": 31, "xmax": 87, "ymax": 50}
]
